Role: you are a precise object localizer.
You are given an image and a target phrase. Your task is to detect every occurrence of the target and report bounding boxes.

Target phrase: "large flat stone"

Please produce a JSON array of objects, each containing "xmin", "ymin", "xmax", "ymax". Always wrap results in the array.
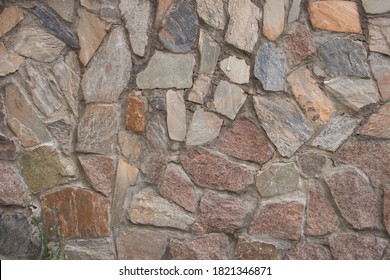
[
  {"xmin": 254, "ymin": 95, "xmax": 314, "ymax": 158},
  {"xmin": 358, "ymin": 103, "xmax": 390, "ymax": 138},
  {"xmin": 0, "ymin": 162, "xmax": 29, "ymax": 207},
  {"xmin": 136, "ymin": 51, "xmax": 195, "ymax": 89},
  {"xmin": 220, "ymin": 56, "xmax": 250, "ymax": 84},
  {"xmin": 213, "ymin": 80, "xmax": 246, "ymax": 120},
  {"xmin": 195, "ymin": 0, "xmax": 226, "ymax": 30},
  {"xmin": 263, "ymin": 0, "xmax": 284, "ymax": 41},
  {"xmin": 81, "ymin": 27, "xmax": 131, "ymax": 103},
  {"xmin": 234, "ymin": 236, "xmax": 278, "ymax": 260},
  {"xmin": 368, "ymin": 17, "xmax": 390, "ymax": 56},
  {"xmin": 362, "ymin": 0, "xmax": 390, "ymax": 14},
  {"xmin": 0, "ymin": 43, "xmax": 24, "ymax": 77},
  {"xmin": 0, "ymin": 7, "xmax": 24, "ymax": 37},
  {"xmin": 199, "ymin": 30, "xmax": 220, "ymax": 74},
  {"xmin": 285, "ymin": 240, "xmax": 332, "ymax": 260},
  {"xmin": 167, "ymin": 90, "xmax": 186, "ymax": 141},
  {"xmin": 369, "ymin": 53, "xmax": 390, "ymax": 101}
]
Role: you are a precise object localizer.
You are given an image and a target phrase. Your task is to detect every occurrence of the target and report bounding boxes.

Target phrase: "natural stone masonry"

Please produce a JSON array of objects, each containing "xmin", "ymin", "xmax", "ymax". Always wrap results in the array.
[
  {"xmin": 0, "ymin": 43, "xmax": 24, "ymax": 76},
  {"xmin": 234, "ymin": 236, "xmax": 278, "ymax": 260},
  {"xmin": 0, "ymin": 162, "xmax": 29, "ymax": 206},
  {"xmin": 358, "ymin": 103, "xmax": 390, "ymax": 138},
  {"xmin": 166, "ymin": 90, "xmax": 186, "ymax": 141},
  {"xmin": 195, "ymin": 0, "xmax": 226, "ymax": 30},
  {"xmin": 263, "ymin": 0, "xmax": 284, "ymax": 41},
  {"xmin": 126, "ymin": 93, "xmax": 147, "ymax": 133},
  {"xmin": 220, "ymin": 56, "xmax": 249, "ymax": 84},
  {"xmin": 0, "ymin": 7, "xmax": 24, "ymax": 37},
  {"xmin": 199, "ymin": 30, "xmax": 220, "ymax": 75},
  {"xmin": 285, "ymin": 240, "xmax": 332, "ymax": 260},
  {"xmin": 368, "ymin": 18, "xmax": 390, "ymax": 56},
  {"xmin": 213, "ymin": 80, "xmax": 246, "ymax": 120},
  {"xmin": 369, "ymin": 53, "xmax": 390, "ymax": 101}
]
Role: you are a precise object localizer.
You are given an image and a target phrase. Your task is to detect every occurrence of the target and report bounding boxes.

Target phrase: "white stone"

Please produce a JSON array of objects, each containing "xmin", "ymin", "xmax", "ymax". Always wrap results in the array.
[{"xmin": 220, "ymin": 56, "xmax": 250, "ymax": 84}]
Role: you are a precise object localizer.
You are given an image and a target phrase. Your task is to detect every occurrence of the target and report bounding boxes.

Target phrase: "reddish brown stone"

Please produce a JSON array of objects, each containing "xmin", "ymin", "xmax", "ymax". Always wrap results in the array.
[
  {"xmin": 234, "ymin": 236, "xmax": 279, "ymax": 260},
  {"xmin": 285, "ymin": 240, "xmax": 332, "ymax": 260},
  {"xmin": 358, "ymin": 103, "xmax": 390, "ymax": 138},
  {"xmin": 325, "ymin": 168, "xmax": 380, "ymax": 230},
  {"xmin": 181, "ymin": 148, "xmax": 254, "ymax": 193},
  {"xmin": 79, "ymin": 155, "xmax": 115, "ymax": 197},
  {"xmin": 0, "ymin": 134, "xmax": 18, "ymax": 160},
  {"xmin": 284, "ymin": 23, "xmax": 315, "ymax": 66},
  {"xmin": 337, "ymin": 139, "xmax": 390, "ymax": 186},
  {"xmin": 126, "ymin": 92, "xmax": 147, "ymax": 133},
  {"xmin": 305, "ymin": 180, "xmax": 339, "ymax": 236},
  {"xmin": 330, "ymin": 233, "xmax": 387, "ymax": 260},
  {"xmin": 159, "ymin": 164, "xmax": 197, "ymax": 213},
  {"xmin": 218, "ymin": 117, "xmax": 274, "ymax": 165},
  {"xmin": 298, "ymin": 152, "xmax": 326, "ymax": 178},
  {"xmin": 170, "ymin": 234, "xmax": 229, "ymax": 260},
  {"xmin": 41, "ymin": 186, "xmax": 110, "ymax": 239},
  {"xmin": 385, "ymin": 188, "xmax": 390, "ymax": 235},
  {"xmin": 249, "ymin": 201, "xmax": 304, "ymax": 240},
  {"xmin": 0, "ymin": 162, "xmax": 29, "ymax": 206},
  {"xmin": 193, "ymin": 193, "xmax": 246, "ymax": 234}
]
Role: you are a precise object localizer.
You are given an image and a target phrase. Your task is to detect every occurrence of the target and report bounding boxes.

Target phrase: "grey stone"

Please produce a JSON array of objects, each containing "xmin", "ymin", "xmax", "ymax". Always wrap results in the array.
[
  {"xmin": 46, "ymin": 0, "xmax": 75, "ymax": 22},
  {"xmin": 311, "ymin": 115, "xmax": 361, "ymax": 152},
  {"xmin": 255, "ymin": 42, "xmax": 286, "ymax": 92},
  {"xmin": 285, "ymin": 240, "xmax": 332, "ymax": 260},
  {"xmin": 319, "ymin": 38, "xmax": 369, "ymax": 77},
  {"xmin": 141, "ymin": 153, "xmax": 167, "ymax": 184},
  {"xmin": 188, "ymin": 74, "xmax": 211, "ymax": 104},
  {"xmin": 136, "ymin": 51, "xmax": 195, "ymax": 89},
  {"xmin": 47, "ymin": 118, "xmax": 74, "ymax": 155},
  {"xmin": 199, "ymin": 30, "xmax": 221, "ymax": 75},
  {"xmin": 288, "ymin": 0, "xmax": 302, "ymax": 23},
  {"xmin": 298, "ymin": 152, "xmax": 326, "ymax": 178},
  {"xmin": 167, "ymin": 90, "xmax": 186, "ymax": 141},
  {"xmin": 195, "ymin": 0, "xmax": 226, "ymax": 30},
  {"xmin": 254, "ymin": 95, "xmax": 314, "ymax": 158},
  {"xmin": 213, "ymin": 80, "xmax": 246, "ymax": 120},
  {"xmin": 0, "ymin": 133, "xmax": 18, "ymax": 160},
  {"xmin": 0, "ymin": 161, "xmax": 29, "ymax": 206},
  {"xmin": 118, "ymin": 131, "xmax": 145, "ymax": 163},
  {"xmin": 64, "ymin": 238, "xmax": 114, "ymax": 260},
  {"xmin": 82, "ymin": 27, "xmax": 131, "ymax": 103},
  {"xmin": 220, "ymin": 56, "xmax": 250, "ymax": 84},
  {"xmin": 147, "ymin": 91, "xmax": 166, "ymax": 110},
  {"xmin": 362, "ymin": 0, "xmax": 390, "ymax": 14},
  {"xmin": 368, "ymin": 17, "xmax": 390, "ymax": 56},
  {"xmin": 369, "ymin": 52, "xmax": 390, "ymax": 101}
]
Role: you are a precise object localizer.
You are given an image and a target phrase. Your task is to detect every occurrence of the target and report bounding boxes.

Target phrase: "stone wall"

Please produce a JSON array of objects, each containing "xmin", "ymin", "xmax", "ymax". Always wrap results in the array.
[{"xmin": 1, "ymin": 0, "xmax": 390, "ymax": 260}]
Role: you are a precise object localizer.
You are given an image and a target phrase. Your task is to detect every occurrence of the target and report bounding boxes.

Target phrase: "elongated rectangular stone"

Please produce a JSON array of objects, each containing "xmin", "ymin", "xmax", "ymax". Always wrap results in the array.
[{"xmin": 167, "ymin": 90, "xmax": 186, "ymax": 141}]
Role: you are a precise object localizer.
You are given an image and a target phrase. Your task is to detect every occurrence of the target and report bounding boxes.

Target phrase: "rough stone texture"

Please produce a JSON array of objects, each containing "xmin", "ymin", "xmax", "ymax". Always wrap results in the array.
[
  {"xmin": 362, "ymin": 0, "xmax": 390, "ymax": 14},
  {"xmin": 196, "ymin": 0, "xmax": 226, "ymax": 30},
  {"xmin": 218, "ymin": 117, "xmax": 274, "ymax": 165},
  {"xmin": 155, "ymin": 0, "xmax": 175, "ymax": 25},
  {"xmin": 283, "ymin": 23, "xmax": 315, "ymax": 66},
  {"xmin": 225, "ymin": 0, "xmax": 260, "ymax": 52},
  {"xmin": 41, "ymin": 186, "xmax": 110, "ymax": 239},
  {"xmin": 298, "ymin": 152, "xmax": 326, "ymax": 178},
  {"xmin": 358, "ymin": 103, "xmax": 390, "ymax": 138},
  {"xmin": 199, "ymin": 30, "xmax": 220, "ymax": 74},
  {"xmin": 136, "ymin": 51, "xmax": 195, "ymax": 89},
  {"xmin": 0, "ymin": 7, "xmax": 24, "ymax": 37},
  {"xmin": 368, "ymin": 18, "xmax": 390, "ymax": 56},
  {"xmin": 0, "ymin": 133, "xmax": 18, "ymax": 160},
  {"xmin": 325, "ymin": 168, "xmax": 381, "ymax": 230},
  {"xmin": 220, "ymin": 56, "xmax": 250, "ymax": 84},
  {"xmin": 116, "ymin": 227, "xmax": 167, "ymax": 260},
  {"xmin": 256, "ymin": 163, "xmax": 300, "ymax": 197},
  {"xmin": 0, "ymin": 214, "xmax": 39, "ymax": 258},
  {"xmin": 19, "ymin": 146, "xmax": 68, "ymax": 193},
  {"xmin": 170, "ymin": 234, "xmax": 229, "ymax": 260},
  {"xmin": 385, "ymin": 189, "xmax": 390, "ymax": 235},
  {"xmin": 263, "ymin": 0, "xmax": 284, "ymax": 41},
  {"xmin": 63, "ymin": 238, "xmax": 114, "ymax": 260},
  {"xmin": 234, "ymin": 236, "xmax": 278, "ymax": 260},
  {"xmin": 285, "ymin": 240, "xmax": 332, "ymax": 260},
  {"xmin": 79, "ymin": 155, "xmax": 115, "ymax": 197},
  {"xmin": 287, "ymin": 67, "xmax": 334, "ymax": 125},
  {"xmin": 254, "ymin": 95, "xmax": 314, "ymax": 158},
  {"xmin": 141, "ymin": 153, "xmax": 166, "ymax": 184},
  {"xmin": 213, "ymin": 80, "xmax": 246, "ymax": 120},
  {"xmin": 47, "ymin": 119, "xmax": 74, "ymax": 156},
  {"xmin": 80, "ymin": 0, "xmax": 120, "ymax": 23},
  {"xmin": 186, "ymin": 108, "xmax": 223, "ymax": 146},
  {"xmin": 319, "ymin": 39, "xmax": 369, "ymax": 78},
  {"xmin": 129, "ymin": 188, "xmax": 195, "ymax": 230},
  {"xmin": 78, "ymin": 10, "xmax": 111, "ymax": 66},
  {"xmin": 159, "ymin": 164, "xmax": 196, "ymax": 213},
  {"xmin": 147, "ymin": 91, "xmax": 166, "ymax": 110},
  {"xmin": 0, "ymin": 43, "xmax": 24, "ymax": 76},
  {"xmin": 369, "ymin": 53, "xmax": 390, "ymax": 101},
  {"xmin": 249, "ymin": 201, "xmax": 304, "ymax": 240},
  {"xmin": 167, "ymin": 90, "xmax": 186, "ymax": 141},
  {"xmin": 325, "ymin": 78, "xmax": 379, "ymax": 112},
  {"xmin": 46, "ymin": 0, "xmax": 75, "ymax": 22},
  {"xmin": 288, "ymin": 0, "xmax": 302, "ymax": 23},
  {"xmin": 4, "ymin": 84, "xmax": 51, "ymax": 148},
  {"xmin": 146, "ymin": 114, "xmax": 169, "ymax": 153},
  {"xmin": 330, "ymin": 233, "xmax": 388, "ymax": 260},
  {"xmin": 81, "ymin": 27, "xmax": 132, "ymax": 103},
  {"xmin": 120, "ymin": 0, "xmax": 151, "ymax": 57},
  {"xmin": 118, "ymin": 132, "xmax": 145, "ymax": 163},
  {"xmin": 305, "ymin": 179, "xmax": 339, "ymax": 236},
  {"xmin": 193, "ymin": 193, "xmax": 246, "ymax": 234},
  {"xmin": 181, "ymin": 148, "xmax": 254, "ymax": 192},
  {"xmin": 309, "ymin": 1, "xmax": 362, "ymax": 34},
  {"xmin": 311, "ymin": 115, "xmax": 361, "ymax": 152},
  {"xmin": 126, "ymin": 93, "xmax": 147, "ymax": 133},
  {"xmin": 0, "ymin": 162, "xmax": 29, "ymax": 206},
  {"xmin": 188, "ymin": 74, "xmax": 211, "ymax": 104},
  {"xmin": 159, "ymin": 0, "xmax": 198, "ymax": 53},
  {"xmin": 337, "ymin": 139, "xmax": 390, "ymax": 186},
  {"xmin": 255, "ymin": 42, "xmax": 286, "ymax": 92},
  {"xmin": 76, "ymin": 104, "xmax": 120, "ymax": 155}
]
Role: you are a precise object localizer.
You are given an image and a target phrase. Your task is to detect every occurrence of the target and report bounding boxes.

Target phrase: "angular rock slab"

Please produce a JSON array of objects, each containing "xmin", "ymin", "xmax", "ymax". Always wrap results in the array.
[
  {"xmin": 146, "ymin": 113, "xmax": 169, "ymax": 153},
  {"xmin": 358, "ymin": 103, "xmax": 390, "ymax": 138},
  {"xmin": 188, "ymin": 74, "xmax": 211, "ymax": 104},
  {"xmin": 285, "ymin": 240, "xmax": 332, "ymax": 260},
  {"xmin": 263, "ymin": 0, "xmax": 285, "ymax": 41},
  {"xmin": 116, "ymin": 227, "xmax": 168, "ymax": 260},
  {"xmin": 369, "ymin": 53, "xmax": 390, "ymax": 101},
  {"xmin": 218, "ymin": 117, "xmax": 274, "ymax": 165},
  {"xmin": 195, "ymin": 0, "xmax": 226, "ymax": 30},
  {"xmin": 141, "ymin": 153, "xmax": 167, "ymax": 184},
  {"xmin": 220, "ymin": 56, "xmax": 250, "ymax": 84},
  {"xmin": 213, "ymin": 80, "xmax": 246, "ymax": 120},
  {"xmin": 167, "ymin": 90, "xmax": 186, "ymax": 141},
  {"xmin": 0, "ymin": 162, "xmax": 29, "ymax": 206},
  {"xmin": 136, "ymin": 51, "xmax": 195, "ymax": 89},
  {"xmin": 80, "ymin": 0, "xmax": 120, "ymax": 23},
  {"xmin": 362, "ymin": 0, "xmax": 390, "ymax": 14},
  {"xmin": 41, "ymin": 186, "xmax": 110, "ymax": 239},
  {"xmin": 128, "ymin": 188, "xmax": 195, "ymax": 230},
  {"xmin": 254, "ymin": 95, "xmax": 314, "ymax": 158},
  {"xmin": 77, "ymin": 104, "xmax": 120, "ymax": 155},
  {"xmin": 46, "ymin": 0, "xmax": 75, "ymax": 22},
  {"xmin": 255, "ymin": 42, "xmax": 286, "ymax": 92},
  {"xmin": 181, "ymin": 148, "xmax": 254, "ymax": 192},
  {"xmin": 318, "ymin": 38, "xmax": 369, "ymax": 78},
  {"xmin": 47, "ymin": 118, "xmax": 75, "ymax": 156},
  {"xmin": 0, "ymin": 7, "xmax": 24, "ymax": 37},
  {"xmin": 118, "ymin": 131, "xmax": 145, "ymax": 163},
  {"xmin": 81, "ymin": 27, "xmax": 132, "ymax": 103},
  {"xmin": 126, "ymin": 92, "xmax": 147, "ymax": 133},
  {"xmin": 385, "ymin": 189, "xmax": 390, "ymax": 235},
  {"xmin": 368, "ymin": 17, "xmax": 390, "ymax": 56},
  {"xmin": 234, "ymin": 236, "xmax": 278, "ymax": 260},
  {"xmin": 63, "ymin": 238, "xmax": 114, "ymax": 260},
  {"xmin": 170, "ymin": 234, "xmax": 229, "ymax": 260},
  {"xmin": 199, "ymin": 30, "xmax": 220, "ymax": 75},
  {"xmin": 159, "ymin": 0, "xmax": 198, "ymax": 53},
  {"xmin": 288, "ymin": 0, "xmax": 302, "ymax": 23},
  {"xmin": 309, "ymin": 1, "xmax": 362, "ymax": 34},
  {"xmin": 0, "ymin": 43, "xmax": 24, "ymax": 76}
]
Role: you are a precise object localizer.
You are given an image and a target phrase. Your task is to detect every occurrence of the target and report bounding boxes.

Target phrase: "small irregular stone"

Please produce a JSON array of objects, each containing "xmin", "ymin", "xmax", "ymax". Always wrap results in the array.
[
  {"xmin": 126, "ymin": 92, "xmax": 147, "ymax": 133},
  {"xmin": 368, "ymin": 17, "xmax": 390, "ymax": 56},
  {"xmin": 0, "ymin": 134, "xmax": 18, "ymax": 160},
  {"xmin": 195, "ymin": 0, "xmax": 226, "ymax": 30},
  {"xmin": 186, "ymin": 108, "xmax": 223, "ymax": 146},
  {"xmin": 218, "ymin": 116, "xmax": 274, "ymax": 165},
  {"xmin": 0, "ymin": 7, "xmax": 24, "ymax": 37},
  {"xmin": 0, "ymin": 43, "xmax": 24, "ymax": 76},
  {"xmin": 362, "ymin": 0, "xmax": 390, "ymax": 14},
  {"xmin": 311, "ymin": 115, "xmax": 360, "ymax": 152},
  {"xmin": 147, "ymin": 90, "xmax": 166, "ymax": 110},
  {"xmin": 358, "ymin": 103, "xmax": 390, "ymax": 138},
  {"xmin": 146, "ymin": 114, "xmax": 169, "ymax": 154},
  {"xmin": 384, "ymin": 189, "xmax": 390, "ymax": 235},
  {"xmin": 288, "ymin": 0, "xmax": 302, "ymax": 23},
  {"xmin": 263, "ymin": 0, "xmax": 285, "ymax": 41},
  {"xmin": 188, "ymin": 74, "xmax": 211, "ymax": 104},
  {"xmin": 213, "ymin": 80, "xmax": 246, "ymax": 120},
  {"xmin": 0, "ymin": 162, "xmax": 29, "ymax": 206},
  {"xmin": 166, "ymin": 90, "xmax": 186, "ymax": 141},
  {"xmin": 81, "ymin": 27, "xmax": 131, "ymax": 103},
  {"xmin": 285, "ymin": 240, "xmax": 332, "ymax": 260},
  {"xmin": 254, "ymin": 95, "xmax": 314, "ymax": 158},
  {"xmin": 136, "ymin": 51, "xmax": 195, "ymax": 89},
  {"xmin": 155, "ymin": 0, "xmax": 175, "ymax": 25},
  {"xmin": 80, "ymin": 0, "xmax": 120, "ymax": 23},
  {"xmin": 47, "ymin": 118, "xmax": 74, "ymax": 155},
  {"xmin": 283, "ymin": 23, "xmax": 315, "ymax": 66},
  {"xmin": 298, "ymin": 152, "xmax": 326, "ymax": 178},
  {"xmin": 256, "ymin": 163, "xmax": 300, "ymax": 197},
  {"xmin": 234, "ymin": 236, "xmax": 278, "ymax": 260},
  {"xmin": 181, "ymin": 148, "xmax": 254, "ymax": 192},
  {"xmin": 220, "ymin": 56, "xmax": 250, "ymax": 84},
  {"xmin": 128, "ymin": 188, "xmax": 195, "ymax": 230},
  {"xmin": 141, "ymin": 153, "xmax": 166, "ymax": 184},
  {"xmin": 64, "ymin": 238, "xmax": 114, "ymax": 260},
  {"xmin": 199, "ymin": 30, "xmax": 220, "ymax": 74},
  {"xmin": 118, "ymin": 131, "xmax": 145, "ymax": 163},
  {"xmin": 46, "ymin": 0, "xmax": 75, "ymax": 22},
  {"xmin": 255, "ymin": 42, "xmax": 286, "ymax": 92},
  {"xmin": 369, "ymin": 53, "xmax": 390, "ymax": 101}
]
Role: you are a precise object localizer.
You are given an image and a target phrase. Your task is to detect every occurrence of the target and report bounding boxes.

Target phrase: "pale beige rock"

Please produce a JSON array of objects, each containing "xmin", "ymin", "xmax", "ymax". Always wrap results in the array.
[
  {"xmin": 46, "ymin": 0, "xmax": 75, "ymax": 22},
  {"xmin": 263, "ymin": 0, "xmax": 284, "ymax": 41},
  {"xmin": 118, "ymin": 131, "xmax": 145, "ymax": 163},
  {"xmin": 188, "ymin": 75, "xmax": 211, "ymax": 104},
  {"xmin": 199, "ymin": 30, "xmax": 221, "ymax": 74},
  {"xmin": 368, "ymin": 17, "xmax": 390, "ymax": 56},
  {"xmin": 213, "ymin": 80, "xmax": 247, "ymax": 120},
  {"xmin": 362, "ymin": 0, "xmax": 390, "ymax": 14},
  {"xmin": 167, "ymin": 90, "xmax": 186, "ymax": 141},
  {"xmin": 0, "ymin": 7, "xmax": 24, "ymax": 37},
  {"xmin": 220, "ymin": 56, "xmax": 250, "ymax": 84},
  {"xmin": 196, "ymin": 0, "xmax": 226, "ymax": 30},
  {"xmin": 0, "ymin": 43, "xmax": 24, "ymax": 76}
]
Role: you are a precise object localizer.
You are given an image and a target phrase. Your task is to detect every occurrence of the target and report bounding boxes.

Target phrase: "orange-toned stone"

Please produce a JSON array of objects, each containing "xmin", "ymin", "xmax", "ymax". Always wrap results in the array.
[
  {"xmin": 0, "ymin": 43, "xmax": 24, "ymax": 76},
  {"xmin": 126, "ymin": 92, "xmax": 147, "ymax": 133},
  {"xmin": 358, "ymin": 103, "xmax": 390, "ymax": 138},
  {"xmin": 0, "ymin": 7, "xmax": 24, "ymax": 37},
  {"xmin": 309, "ymin": 1, "xmax": 362, "ymax": 34},
  {"xmin": 263, "ymin": 0, "xmax": 285, "ymax": 41}
]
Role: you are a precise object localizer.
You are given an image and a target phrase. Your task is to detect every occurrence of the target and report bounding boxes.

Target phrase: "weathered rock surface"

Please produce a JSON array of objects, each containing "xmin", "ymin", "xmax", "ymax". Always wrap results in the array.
[
  {"xmin": 167, "ymin": 90, "xmax": 186, "ymax": 141},
  {"xmin": 298, "ymin": 152, "xmax": 326, "ymax": 178},
  {"xmin": 288, "ymin": 0, "xmax": 301, "ymax": 23},
  {"xmin": 80, "ymin": 0, "xmax": 120, "ymax": 23},
  {"xmin": 283, "ymin": 23, "xmax": 315, "ymax": 66},
  {"xmin": 188, "ymin": 75, "xmax": 211, "ymax": 104},
  {"xmin": 234, "ymin": 236, "xmax": 278, "ymax": 260},
  {"xmin": 0, "ymin": 7, "xmax": 24, "ymax": 37},
  {"xmin": 199, "ymin": 30, "xmax": 220, "ymax": 74},
  {"xmin": 155, "ymin": 0, "xmax": 175, "ymax": 25},
  {"xmin": 0, "ymin": 134, "xmax": 18, "ymax": 160},
  {"xmin": 368, "ymin": 17, "xmax": 390, "ymax": 56},
  {"xmin": 195, "ymin": 0, "xmax": 226, "ymax": 30},
  {"xmin": 263, "ymin": 0, "xmax": 284, "ymax": 41},
  {"xmin": 362, "ymin": 0, "xmax": 390, "ymax": 14},
  {"xmin": 46, "ymin": 0, "xmax": 75, "ymax": 22},
  {"xmin": 285, "ymin": 240, "xmax": 332, "ymax": 260},
  {"xmin": 213, "ymin": 80, "xmax": 246, "ymax": 120},
  {"xmin": 369, "ymin": 53, "xmax": 390, "ymax": 101},
  {"xmin": 0, "ymin": 43, "xmax": 24, "ymax": 76},
  {"xmin": 126, "ymin": 93, "xmax": 147, "ymax": 133},
  {"xmin": 118, "ymin": 132, "xmax": 145, "ymax": 163},
  {"xmin": 146, "ymin": 114, "xmax": 169, "ymax": 154},
  {"xmin": 63, "ymin": 238, "xmax": 114, "ymax": 260},
  {"xmin": 384, "ymin": 188, "xmax": 390, "ymax": 235},
  {"xmin": 220, "ymin": 56, "xmax": 249, "ymax": 84},
  {"xmin": 141, "ymin": 153, "xmax": 166, "ymax": 184},
  {"xmin": 181, "ymin": 148, "xmax": 254, "ymax": 192},
  {"xmin": 47, "ymin": 119, "xmax": 74, "ymax": 155},
  {"xmin": 358, "ymin": 103, "xmax": 390, "ymax": 138},
  {"xmin": 0, "ymin": 162, "xmax": 29, "ymax": 206},
  {"xmin": 147, "ymin": 90, "xmax": 166, "ymax": 110}
]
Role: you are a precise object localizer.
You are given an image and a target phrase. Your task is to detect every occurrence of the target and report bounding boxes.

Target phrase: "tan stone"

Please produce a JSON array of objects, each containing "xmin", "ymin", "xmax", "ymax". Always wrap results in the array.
[
  {"xmin": 126, "ymin": 92, "xmax": 147, "ymax": 133},
  {"xmin": 358, "ymin": 103, "xmax": 390, "ymax": 139},
  {"xmin": 0, "ymin": 43, "xmax": 24, "ymax": 76},
  {"xmin": 368, "ymin": 17, "xmax": 390, "ymax": 56},
  {"xmin": 46, "ymin": 0, "xmax": 75, "ymax": 22},
  {"xmin": 263, "ymin": 0, "xmax": 284, "ymax": 41},
  {"xmin": 167, "ymin": 90, "xmax": 186, "ymax": 141},
  {"xmin": 0, "ymin": 7, "xmax": 24, "ymax": 37},
  {"xmin": 309, "ymin": 1, "xmax": 362, "ymax": 34}
]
